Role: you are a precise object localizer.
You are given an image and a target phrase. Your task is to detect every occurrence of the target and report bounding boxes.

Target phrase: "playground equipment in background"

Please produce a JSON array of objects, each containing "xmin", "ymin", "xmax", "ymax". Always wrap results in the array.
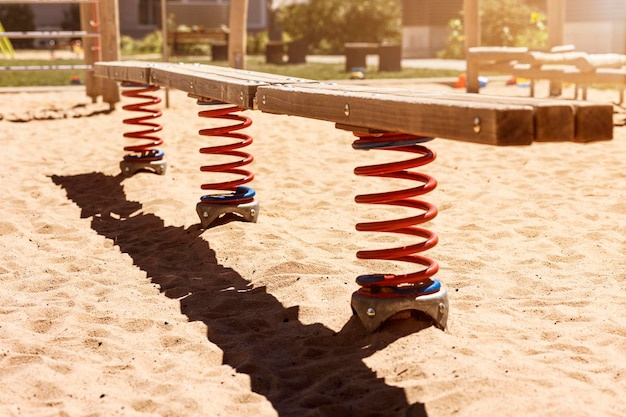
[
  {"xmin": 94, "ymin": 60, "xmax": 613, "ymax": 333},
  {"xmin": 0, "ymin": 0, "xmax": 119, "ymax": 107},
  {"xmin": 466, "ymin": 45, "xmax": 626, "ymax": 104},
  {"xmin": 0, "ymin": 21, "xmax": 15, "ymax": 58}
]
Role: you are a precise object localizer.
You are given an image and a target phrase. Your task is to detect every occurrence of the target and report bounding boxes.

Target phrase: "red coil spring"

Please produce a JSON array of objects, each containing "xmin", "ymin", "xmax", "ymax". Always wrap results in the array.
[
  {"xmin": 121, "ymin": 82, "xmax": 164, "ymax": 162},
  {"xmin": 197, "ymin": 102, "xmax": 255, "ymax": 205},
  {"xmin": 352, "ymin": 132, "xmax": 440, "ymax": 298}
]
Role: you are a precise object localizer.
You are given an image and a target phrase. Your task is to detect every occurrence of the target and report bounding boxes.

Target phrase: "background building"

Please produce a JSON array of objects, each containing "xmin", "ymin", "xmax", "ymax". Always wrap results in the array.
[
  {"xmin": 565, "ymin": 0, "xmax": 626, "ymax": 54},
  {"xmin": 401, "ymin": 0, "xmax": 463, "ymax": 58},
  {"xmin": 13, "ymin": 0, "xmax": 626, "ymax": 57}
]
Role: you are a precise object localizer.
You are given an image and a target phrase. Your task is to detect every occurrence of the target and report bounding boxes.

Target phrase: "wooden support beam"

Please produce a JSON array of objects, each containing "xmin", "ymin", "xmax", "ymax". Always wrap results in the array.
[
  {"xmin": 547, "ymin": 0, "xmax": 566, "ymax": 96},
  {"xmin": 464, "ymin": 0, "xmax": 481, "ymax": 93},
  {"xmin": 228, "ymin": 0, "xmax": 248, "ymax": 69},
  {"xmin": 99, "ymin": 0, "xmax": 121, "ymax": 107},
  {"xmin": 80, "ymin": 2, "xmax": 99, "ymax": 102}
]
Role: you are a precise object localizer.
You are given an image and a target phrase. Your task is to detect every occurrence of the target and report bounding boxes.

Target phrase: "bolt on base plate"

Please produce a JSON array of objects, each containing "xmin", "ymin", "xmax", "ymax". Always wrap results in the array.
[
  {"xmin": 196, "ymin": 200, "xmax": 259, "ymax": 228},
  {"xmin": 120, "ymin": 159, "xmax": 167, "ymax": 176},
  {"xmin": 351, "ymin": 286, "xmax": 449, "ymax": 333}
]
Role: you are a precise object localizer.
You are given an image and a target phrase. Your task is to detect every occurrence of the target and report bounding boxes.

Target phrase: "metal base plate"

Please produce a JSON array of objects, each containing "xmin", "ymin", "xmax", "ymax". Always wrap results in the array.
[
  {"xmin": 351, "ymin": 286, "xmax": 449, "ymax": 333},
  {"xmin": 120, "ymin": 159, "xmax": 167, "ymax": 176},
  {"xmin": 196, "ymin": 200, "xmax": 259, "ymax": 228}
]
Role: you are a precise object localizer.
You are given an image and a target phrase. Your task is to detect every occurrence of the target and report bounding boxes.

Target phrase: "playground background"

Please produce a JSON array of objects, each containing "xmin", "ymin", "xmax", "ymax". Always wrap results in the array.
[{"xmin": 0, "ymin": 78, "xmax": 625, "ymax": 416}]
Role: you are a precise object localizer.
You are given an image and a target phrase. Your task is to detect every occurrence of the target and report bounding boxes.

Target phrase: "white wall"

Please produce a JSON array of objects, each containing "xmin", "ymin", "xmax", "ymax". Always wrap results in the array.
[
  {"xmin": 402, "ymin": 26, "xmax": 449, "ymax": 58},
  {"xmin": 565, "ymin": 21, "xmax": 626, "ymax": 54}
]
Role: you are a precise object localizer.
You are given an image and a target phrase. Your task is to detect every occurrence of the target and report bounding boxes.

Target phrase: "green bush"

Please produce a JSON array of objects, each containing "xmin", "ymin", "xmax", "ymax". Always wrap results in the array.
[
  {"xmin": 137, "ymin": 30, "xmax": 163, "ymax": 53},
  {"xmin": 120, "ymin": 35, "xmax": 136, "ymax": 55},
  {"xmin": 438, "ymin": 0, "xmax": 547, "ymax": 59},
  {"xmin": 276, "ymin": 0, "xmax": 401, "ymax": 54},
  {"xmin": 438, "ymin": 18, "xmax": 465, "ymax": 59},
  {"xmin": 120, "ymin": 31, "xmax": 163, "ymax": 55},
  {"xmin": 247, "ymin": 31, "xmax": 269, "ymax": 55}
]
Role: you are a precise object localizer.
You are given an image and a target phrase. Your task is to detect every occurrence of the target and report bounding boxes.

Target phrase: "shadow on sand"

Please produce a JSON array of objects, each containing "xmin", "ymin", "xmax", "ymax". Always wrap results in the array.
[{"xmin": 52, "ymin": 172, "xmax": 430, "ymax": 417}]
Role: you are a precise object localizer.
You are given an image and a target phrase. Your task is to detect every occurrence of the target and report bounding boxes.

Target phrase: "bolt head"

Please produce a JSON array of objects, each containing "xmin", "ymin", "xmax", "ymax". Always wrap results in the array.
[
  {"xmin": 473, "ymin": 116, "xmax": 482, "ymax": 133},
  {"xmin": 366, "ymin": 307, "xmax": 376, "ymax": 317}
]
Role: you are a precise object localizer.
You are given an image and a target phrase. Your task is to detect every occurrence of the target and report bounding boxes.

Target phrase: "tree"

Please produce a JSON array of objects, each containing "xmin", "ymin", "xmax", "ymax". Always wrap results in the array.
[{"xmin": 276, "ymin": 0, "xmax": 401, "ymax": 54}]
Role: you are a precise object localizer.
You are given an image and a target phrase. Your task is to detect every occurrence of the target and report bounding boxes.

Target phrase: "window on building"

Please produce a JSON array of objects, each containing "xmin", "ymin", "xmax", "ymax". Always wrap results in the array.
[{"xmin": 138, "ymin": 0, "xmax": 161, "ymax": 25}]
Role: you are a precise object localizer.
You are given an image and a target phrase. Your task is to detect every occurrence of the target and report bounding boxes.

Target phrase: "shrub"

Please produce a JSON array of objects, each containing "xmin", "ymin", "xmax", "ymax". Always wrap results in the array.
[
  {"xmin": 276, "ymin": 0, "xmax": 401, "ymax": 54},
  {"xmin": 120, "ymin": 31, "xmax": 163, "ymax": 55},
  {"xmin": 438, "ymin": 0, "xmax": 547, "ymax": 59},
  {"xmin": 247, "ymin": 31, "xmax": 269, "ymax": 55}
]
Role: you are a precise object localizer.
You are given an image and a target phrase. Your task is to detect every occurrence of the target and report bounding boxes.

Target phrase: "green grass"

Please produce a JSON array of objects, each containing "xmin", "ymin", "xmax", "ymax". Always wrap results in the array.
[
  {"xmin": 0, "ymin": 54, "xmax": 462, "ymax": 88},
  {"xmin": 0, "ymin": 58, "xmax": 90, "ymax": 87},
  {"xmin": 201, "ymin": 55, "xmax": 462, "ymax": 81}
]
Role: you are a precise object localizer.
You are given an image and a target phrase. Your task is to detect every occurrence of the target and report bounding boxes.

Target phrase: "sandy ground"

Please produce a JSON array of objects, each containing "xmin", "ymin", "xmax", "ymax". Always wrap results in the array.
[{"xmin": 1, "ymin": 73, "xmax": 625, "ymax": 417}]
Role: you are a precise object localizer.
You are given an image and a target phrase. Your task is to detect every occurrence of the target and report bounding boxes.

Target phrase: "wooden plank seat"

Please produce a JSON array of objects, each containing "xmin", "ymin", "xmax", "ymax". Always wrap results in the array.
[
  {"xmin": 258, "ymin": 82, "xmax": 534, "ymax": 145},
  {"xmin": 94, "ymin": 61, "xmax": 613, "ymax": 144},
  {"xmin": 287, "ymin": 85, "xmax": 611, "ymax": 142},
  {"xmin": 94, "ymin": 60, "xmax": 315, "ymax": 109}
]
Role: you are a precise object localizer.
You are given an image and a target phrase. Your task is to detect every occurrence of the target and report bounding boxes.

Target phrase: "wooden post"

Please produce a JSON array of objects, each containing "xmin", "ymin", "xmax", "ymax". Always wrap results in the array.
[
  {"xmin": 99, "ymin": 0, "xmax": 120, "ymax": 108},
  {"xmin": 547, "ymin": 0, "xmax": 565, "ymax": 96},
  {"xmin": 81, "ymin": 2, "xmax": 100, "ymax": 102},
  {"xmin": 464, "ymin": 0, "xmax": 481, "ymax": 93},
  {"xmin": 161, "ymin": 0, "xmax": 170, "ymax": 107},
  {"xmin": 228, "ymin": 0, "xmax": 248, "ymax": 69},
  {"xmin": 81, "ymin": 0, "xmax": 120, "ymax": 107}
]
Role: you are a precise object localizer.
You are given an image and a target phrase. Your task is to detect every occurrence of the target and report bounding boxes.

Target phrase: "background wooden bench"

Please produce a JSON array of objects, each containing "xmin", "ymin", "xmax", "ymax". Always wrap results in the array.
[
  {"xmin": 165, "ymin": 1, "xmax": 230, "ymax": 59},
  {"xmin": 344, "ymin": 42, "xmax": 403, "ymax": 73},
  {"xmin": 467, "ymin": 46, "xmax": 626, "ymax": 103},
  {"xmin": 167, "ymin": 29, "xmax": 229, "ymax": 60}
]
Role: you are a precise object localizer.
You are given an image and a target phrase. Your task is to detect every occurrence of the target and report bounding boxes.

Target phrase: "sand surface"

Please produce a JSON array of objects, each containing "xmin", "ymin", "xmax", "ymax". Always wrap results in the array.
[{"xmin": 1, "ymin": 75, "xmax": 625, "ymax": 417}]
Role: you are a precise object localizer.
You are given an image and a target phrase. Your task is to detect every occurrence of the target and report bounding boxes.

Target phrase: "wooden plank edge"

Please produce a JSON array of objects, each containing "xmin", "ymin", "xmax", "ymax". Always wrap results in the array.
[
  {"xmin": 94, "ymin": 61, "xmax": 153, "ymax": 85},
  {"xmin": 573, "ymin": 103, "xmax": 614, "ymax": 142},
  {"xmin": 256, "ymin": 85, "xmax": 535, "ymax": 146}
]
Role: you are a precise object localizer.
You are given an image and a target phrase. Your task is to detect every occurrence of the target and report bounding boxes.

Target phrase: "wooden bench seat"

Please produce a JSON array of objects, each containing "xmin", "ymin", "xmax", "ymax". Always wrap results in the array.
[
  {"xmin": 94, "ymin": 61, "xmax": 613, "ymax": 145},
  {"xmin": 94, "ymin": 60, "xmax": 315, "ymax": 109}
]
